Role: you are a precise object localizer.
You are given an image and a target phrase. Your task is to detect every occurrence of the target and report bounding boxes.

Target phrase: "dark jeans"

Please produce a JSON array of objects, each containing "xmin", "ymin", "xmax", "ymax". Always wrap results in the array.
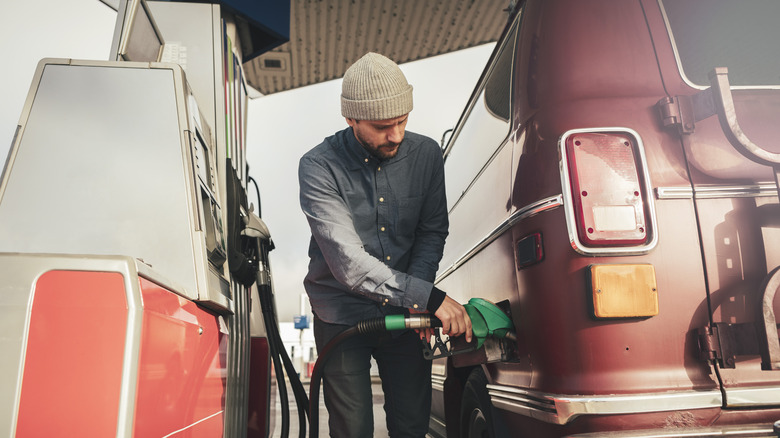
[{"xmin": 314, "ymin": 317, "xmax": 432, "ymax": 438}]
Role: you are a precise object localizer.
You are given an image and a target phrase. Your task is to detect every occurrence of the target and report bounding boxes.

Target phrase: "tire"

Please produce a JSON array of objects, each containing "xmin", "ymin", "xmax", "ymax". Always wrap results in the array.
[{"xmin": 460, "ymin": 368, "xmax": 499, "ymax": 438}]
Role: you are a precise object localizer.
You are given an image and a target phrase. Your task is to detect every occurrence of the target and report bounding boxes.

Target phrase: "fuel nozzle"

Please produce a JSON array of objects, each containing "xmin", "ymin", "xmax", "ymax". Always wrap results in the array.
[
  {"xmin": 423, "ymin": 298, "xmax": 516, "ymax": 360},
  {"xmin": 465, "ymin": 298, "xmax": 517, "ymax": 346}
]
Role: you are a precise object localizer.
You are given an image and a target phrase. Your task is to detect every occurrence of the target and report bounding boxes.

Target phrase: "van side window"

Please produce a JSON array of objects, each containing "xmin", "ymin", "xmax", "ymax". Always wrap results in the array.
[
  {"xmin": 661, "ymin": 0, "xmax": 780, "ymax": 86},
  {"xmin": 444, "ymin": 21, "xmax": 519, "ymax": 210},
  {"xmin": 484, "ymin": 37, "xmax": 514, "ymax": 122}
]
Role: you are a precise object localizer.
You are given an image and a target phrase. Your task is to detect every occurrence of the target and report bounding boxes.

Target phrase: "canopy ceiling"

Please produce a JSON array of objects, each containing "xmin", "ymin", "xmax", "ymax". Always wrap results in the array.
[{"xmin": 244, "ymin": 0, "xmax": 512, "ymax": 95}]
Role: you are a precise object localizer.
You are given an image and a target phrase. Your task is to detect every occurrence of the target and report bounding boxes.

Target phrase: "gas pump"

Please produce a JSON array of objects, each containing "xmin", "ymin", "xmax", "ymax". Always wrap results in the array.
[{"xmin": 0, "ymin": 0, "xmax": 291, "ymax": 436}]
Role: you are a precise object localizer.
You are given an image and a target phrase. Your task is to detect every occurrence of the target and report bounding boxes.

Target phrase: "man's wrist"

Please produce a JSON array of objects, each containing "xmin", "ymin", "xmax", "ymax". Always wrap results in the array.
[{"xmin": 426, "ymin": 286, "xmax": 446, "ymax": 312}]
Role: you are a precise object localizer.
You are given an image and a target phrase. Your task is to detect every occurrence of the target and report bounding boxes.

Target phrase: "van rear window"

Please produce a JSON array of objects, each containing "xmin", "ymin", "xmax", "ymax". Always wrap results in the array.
[{"xmin": 661, "ymin": 0, "xmax": 780, "ymax": 87}]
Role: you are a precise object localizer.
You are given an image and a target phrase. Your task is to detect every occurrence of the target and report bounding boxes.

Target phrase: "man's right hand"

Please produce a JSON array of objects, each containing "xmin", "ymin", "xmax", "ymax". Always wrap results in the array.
[{"xmin": 434, "ymin": 296, "xmax": 472, "ymax": 343}]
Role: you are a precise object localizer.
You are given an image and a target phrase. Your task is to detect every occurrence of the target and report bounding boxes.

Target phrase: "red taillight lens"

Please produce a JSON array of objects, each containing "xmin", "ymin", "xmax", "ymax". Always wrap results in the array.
[{"xmin": 565, "ymin": 132, "xmax": 649, "ymax": 247}]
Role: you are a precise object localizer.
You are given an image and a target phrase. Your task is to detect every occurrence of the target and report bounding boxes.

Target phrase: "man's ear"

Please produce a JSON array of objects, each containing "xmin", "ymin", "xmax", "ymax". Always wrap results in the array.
[{"xmin": 345, "ymin": 117, "xmax": 358, "ymax": 127}]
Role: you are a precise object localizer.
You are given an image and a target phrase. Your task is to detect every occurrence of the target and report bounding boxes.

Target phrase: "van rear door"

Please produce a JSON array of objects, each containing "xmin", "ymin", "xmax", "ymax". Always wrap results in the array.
[{"xmin": 649, "ymin": 0, "xmax": 780, "ymax": 407}]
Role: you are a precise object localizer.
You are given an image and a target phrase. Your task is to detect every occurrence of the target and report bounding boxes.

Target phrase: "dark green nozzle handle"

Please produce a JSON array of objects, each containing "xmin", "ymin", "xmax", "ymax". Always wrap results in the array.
[{"xmin": 464, "ymin": 298, "xmax": 516, "ymax": 348}]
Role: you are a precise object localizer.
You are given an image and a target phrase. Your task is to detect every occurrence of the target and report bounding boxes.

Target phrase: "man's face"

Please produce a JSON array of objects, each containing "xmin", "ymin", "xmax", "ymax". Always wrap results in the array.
[{"xmin": 347, "ymin": 114, "xmax": 409, "ymax": 160}]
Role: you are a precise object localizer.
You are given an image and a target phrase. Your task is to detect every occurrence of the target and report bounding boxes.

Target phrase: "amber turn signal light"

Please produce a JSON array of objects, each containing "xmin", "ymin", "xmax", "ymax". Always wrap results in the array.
[{"xmin": 589, "ymin": 264, "xmax": 658, "ymax": 318}]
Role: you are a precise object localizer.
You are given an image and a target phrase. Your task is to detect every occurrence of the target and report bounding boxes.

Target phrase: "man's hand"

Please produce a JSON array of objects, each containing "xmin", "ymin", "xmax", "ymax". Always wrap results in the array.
[{"xmin": 434, "ymin": 296, "xmax": 472, "ymax": 343}]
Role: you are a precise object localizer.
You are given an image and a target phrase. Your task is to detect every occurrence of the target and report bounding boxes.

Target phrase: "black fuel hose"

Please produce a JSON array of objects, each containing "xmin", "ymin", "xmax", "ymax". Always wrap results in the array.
[
  {"xmin": 257, "ymin": 282, "xmax": 309, "ymax": 438},
  {"xmin": 308, "ymin": 314, "xmax": 442, "ymax": 438}
]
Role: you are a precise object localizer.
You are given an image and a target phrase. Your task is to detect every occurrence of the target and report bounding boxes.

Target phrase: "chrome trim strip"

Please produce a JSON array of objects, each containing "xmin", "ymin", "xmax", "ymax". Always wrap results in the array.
[
  {"xmin": 558, "ymin": 127, "xmax": 659, "ymax": 256},
  {"xmin": 567, "ymin": 424, "xmax": 776, "ymax": 438},
  {"xmin": 431, "ymin": 375, "xmax": 446, "ymax": 393},
  {"xmin": 436, "ymin": 195, "xmax": 563, "ymax": 282},
  {"xmin": 655, "ymin": 186, "xmax": 693, "ymax": 199},
  {"xmin": 725, "ymin": 386, "xmax": 780, "ymax": 407},
  {"xmin": 697, "ymin": 185, "xmax": 779, "ymax": 198},
  {"xmin": 428, "ymin": 415, "xmax": 447, "ymax": 437},
  {"xmin": 161, "ymin": 410, "xmax": 224, "ymax": 438},
  {"xmin": 487, "ymin": 384, "xmax": 722, "ymax": 425},
  {"xmin": 118, "ymin": 259, "xmax": 144, "ymax": 438},
  {"xmin": 656, "ymin": 184, "xmax": 778, "ymax": 200}
]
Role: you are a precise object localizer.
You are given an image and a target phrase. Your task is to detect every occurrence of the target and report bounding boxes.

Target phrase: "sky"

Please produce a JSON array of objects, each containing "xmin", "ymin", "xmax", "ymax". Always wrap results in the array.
[{"xmin": 0, "ymin": 0, "xmax": 494, "ymax": 321}]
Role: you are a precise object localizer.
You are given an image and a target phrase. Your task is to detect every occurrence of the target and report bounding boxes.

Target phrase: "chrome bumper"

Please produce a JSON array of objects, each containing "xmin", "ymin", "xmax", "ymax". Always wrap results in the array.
[
  {"xmin": 488, "ymin": 384, "xmax": 780, "ymax": 425},
  {"xmin": 565, "ymin": 423, "xmax": 778, "ymax": 437}
]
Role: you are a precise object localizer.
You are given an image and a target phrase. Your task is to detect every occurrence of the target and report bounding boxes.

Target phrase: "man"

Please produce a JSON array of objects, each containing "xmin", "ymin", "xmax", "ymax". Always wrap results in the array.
[{"xmin": 298, "ymin": 52, "xmax": 472, "ymax": 437}]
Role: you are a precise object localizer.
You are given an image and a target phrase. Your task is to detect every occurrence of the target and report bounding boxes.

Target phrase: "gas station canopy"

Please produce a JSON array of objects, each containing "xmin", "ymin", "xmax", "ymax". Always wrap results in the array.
[
  {"xmin": 241, "ymin": 0, "xmax": 510, "ymax": 95},
  {"xmin": 100, "ymin": 0, "xmax": 510, "ymax": 95}
]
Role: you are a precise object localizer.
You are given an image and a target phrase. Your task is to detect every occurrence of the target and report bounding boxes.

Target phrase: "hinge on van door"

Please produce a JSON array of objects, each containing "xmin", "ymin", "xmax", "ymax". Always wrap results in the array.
[
  {"xmin": 697, "ymin": 322, "xmax": 761, "ymax": 369},
  {"xmin": 656, "ymin": 90, "xmax": 717, "ymax": 135}
]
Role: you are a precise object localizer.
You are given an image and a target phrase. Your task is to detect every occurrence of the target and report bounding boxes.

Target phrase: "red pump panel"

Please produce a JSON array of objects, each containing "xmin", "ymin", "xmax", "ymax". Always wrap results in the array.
[
  {"xmin": 133, "ymin": 278, "xmax": 227, "ymax": 437},
  {"xmin": 17, "ymin": 270, "xmax": 128, "ymax": 437}
]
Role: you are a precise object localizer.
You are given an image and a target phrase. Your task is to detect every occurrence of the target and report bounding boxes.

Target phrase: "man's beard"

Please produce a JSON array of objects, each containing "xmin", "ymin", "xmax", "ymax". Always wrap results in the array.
[{"xmin": 355, "ymin": 130, "xmax": 400, "ymax": 160}]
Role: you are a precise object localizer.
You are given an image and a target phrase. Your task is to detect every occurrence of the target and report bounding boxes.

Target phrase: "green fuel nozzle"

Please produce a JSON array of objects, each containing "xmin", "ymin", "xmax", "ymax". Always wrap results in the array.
[
  {"xmin": 464, "ymin": 298, "xmax": 516, "ymax": 347},
  {"xmin": 351, "ymin": 299, "xmax": 516, "ymax": 350},
  {"xmin": 422, "ymin": 298, "xmax": 517, "ymax": 360}
]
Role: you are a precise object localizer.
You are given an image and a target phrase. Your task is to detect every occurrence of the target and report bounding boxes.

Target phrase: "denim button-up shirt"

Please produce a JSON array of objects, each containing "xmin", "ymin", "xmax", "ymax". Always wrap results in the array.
[{"xmin": 299, "ymin": 127, "xmax": 449, "ymax": 325}]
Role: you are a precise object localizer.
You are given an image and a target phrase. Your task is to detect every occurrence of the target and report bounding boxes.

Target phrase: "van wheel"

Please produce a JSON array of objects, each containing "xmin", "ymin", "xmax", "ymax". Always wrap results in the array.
[{"xmin": 460, "ymin": 368, "xmax": 496, "ymax": 438}]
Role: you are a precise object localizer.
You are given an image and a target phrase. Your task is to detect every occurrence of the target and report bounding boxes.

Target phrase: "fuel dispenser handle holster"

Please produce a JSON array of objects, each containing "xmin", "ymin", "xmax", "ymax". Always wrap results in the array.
[{"xmin": 225, "ymin": 159, "xmax": 258, "ymax": 287}]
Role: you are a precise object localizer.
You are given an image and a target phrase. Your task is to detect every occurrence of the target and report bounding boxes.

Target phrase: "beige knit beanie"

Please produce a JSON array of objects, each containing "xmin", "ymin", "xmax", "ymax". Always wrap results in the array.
[{"xmin": 341, "ymin": 52, "xmax": 413, "ymax": 120}]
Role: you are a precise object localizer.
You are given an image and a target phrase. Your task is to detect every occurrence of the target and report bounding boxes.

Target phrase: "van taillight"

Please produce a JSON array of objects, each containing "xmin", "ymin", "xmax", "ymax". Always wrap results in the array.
[{"xmin": 563, "ymin": 130, "xmax": 652, "ymax": 248}]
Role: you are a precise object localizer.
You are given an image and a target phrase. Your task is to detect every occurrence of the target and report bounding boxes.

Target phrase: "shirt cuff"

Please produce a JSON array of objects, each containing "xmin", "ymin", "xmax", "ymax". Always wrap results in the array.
[{"xmin": 426, "ymin": 286, "xmax": 446, "ymax": 312}]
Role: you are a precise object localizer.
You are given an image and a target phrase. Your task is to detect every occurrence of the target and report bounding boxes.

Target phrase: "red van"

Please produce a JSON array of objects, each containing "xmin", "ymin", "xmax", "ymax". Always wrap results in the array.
[{"xmin": 430, "ymin": 0, "xmax": 780, "ymax": 436}]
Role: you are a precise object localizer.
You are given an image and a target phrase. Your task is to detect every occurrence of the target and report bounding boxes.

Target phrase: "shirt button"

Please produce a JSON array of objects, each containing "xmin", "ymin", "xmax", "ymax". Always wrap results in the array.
[
  {"xmin": 384, "ymin": 298, "xmax": 389, "ymax": 303},
  {"xmin": 377, "ymin": 166, "xmax": 381, "ymax": 171},
  {"xmin": 386, "ymin": 256, "xmax": 391, "ymax": 261},
  {"xmin": 379, "ymin": 197, "xmax": 384, "ymax": 202},
  {"xmin": 413, "ymin": 304, "xmax": 419, "ymax": 309},
  {"xmin": 364, "ymin": 158, "xmax": 369, "ymax": 163},
  {"xmin": 380, "ymin": 227, "xmax": 386, "ymax": 232}
]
